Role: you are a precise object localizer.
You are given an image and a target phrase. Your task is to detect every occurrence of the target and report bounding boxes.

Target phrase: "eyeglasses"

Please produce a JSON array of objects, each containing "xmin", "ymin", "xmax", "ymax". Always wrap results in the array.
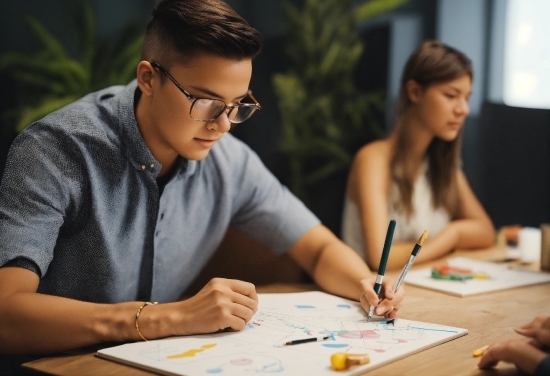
[{"xmin": 151, "ymin": 62, "xmax": 261, "ymax": 124}]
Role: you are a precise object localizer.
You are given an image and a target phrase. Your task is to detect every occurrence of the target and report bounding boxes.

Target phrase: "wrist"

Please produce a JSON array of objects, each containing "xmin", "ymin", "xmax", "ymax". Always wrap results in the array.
[
  {"xmin": 505, "ymin": 338, "xmax": 547, "ymax": 374},
  {"xmin": 94, "ymin": 302, "xmax": 139, "ymax": 343},
  {"xmin": 448, "ymin": 221, "xmax": 462, "ymax": 244},
  {"xmin": 135, "ymin": 302, "xmax": 158, "ymax": 341}
]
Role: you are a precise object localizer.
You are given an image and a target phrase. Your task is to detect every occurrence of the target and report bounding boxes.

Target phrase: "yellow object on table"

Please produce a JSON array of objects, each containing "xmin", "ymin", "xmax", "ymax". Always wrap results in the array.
[
  {"xmin": 473, "ymin": 345, "xmax": 489, "ymax": 357},
  {"xmin": 330, "ymin": 352, "xmax": 370, "ymax": 371}
]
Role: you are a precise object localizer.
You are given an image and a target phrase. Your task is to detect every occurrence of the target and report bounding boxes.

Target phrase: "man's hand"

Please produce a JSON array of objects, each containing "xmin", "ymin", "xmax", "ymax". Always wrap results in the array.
[
  {"xmin": 359, "ymin": 276, "xmax": 404, "ymax": 318},
  {"xmin": 175, "ymin": 278, "xmax": 258, "ymax": 335}
]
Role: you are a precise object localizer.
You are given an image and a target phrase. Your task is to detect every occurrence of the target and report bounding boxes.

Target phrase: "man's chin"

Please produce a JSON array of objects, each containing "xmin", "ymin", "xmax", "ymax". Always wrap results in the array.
[{"xmin": 182, "ymin": 149, "xmax": 212, "ymax": 161}]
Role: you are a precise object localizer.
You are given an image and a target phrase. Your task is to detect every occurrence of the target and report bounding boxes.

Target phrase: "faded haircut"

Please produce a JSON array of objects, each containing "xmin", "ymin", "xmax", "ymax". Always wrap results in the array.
[{"xmin": 141, "ymin": 0, "xmax": 263, "ymax": 68}]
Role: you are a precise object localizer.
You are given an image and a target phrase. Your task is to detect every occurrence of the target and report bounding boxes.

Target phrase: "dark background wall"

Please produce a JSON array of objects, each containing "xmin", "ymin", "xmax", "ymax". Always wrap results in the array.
[{"xmin": 1, "ymin": 0, "xmax": 549, "ymax": 235}]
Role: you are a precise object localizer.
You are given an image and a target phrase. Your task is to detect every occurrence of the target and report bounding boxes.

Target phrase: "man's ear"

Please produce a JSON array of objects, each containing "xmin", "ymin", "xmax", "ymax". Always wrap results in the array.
[
  {"xmin": 136, "ymin": 61, "xmax": 155, "ymax": 97},
  {"xmin": 405, "ymin": 79, "xmax": 423, "ymax": 104}
]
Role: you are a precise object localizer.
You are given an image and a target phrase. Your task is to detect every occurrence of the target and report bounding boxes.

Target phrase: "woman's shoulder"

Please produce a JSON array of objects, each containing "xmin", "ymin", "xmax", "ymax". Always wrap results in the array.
[
  {"xmin": 348, "ymin": 139, "xmax": 392, "ymax": 187},
  {"xmin": 354, "ymin": 139, "xmax": 392, "ymax": 165}
]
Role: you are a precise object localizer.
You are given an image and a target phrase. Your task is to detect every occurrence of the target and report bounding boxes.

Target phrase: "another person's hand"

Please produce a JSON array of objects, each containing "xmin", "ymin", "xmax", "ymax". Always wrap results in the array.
[
  {"xmin": 514, "ymin": 315, "xmax": 550, "ymax": 348},
  {"xmin": 477, "ymin": 337, "xmax": 547, "ymax": 374},
  {"xmin": 478, "ymin": 315, "xmax": 550, "ymax": 374},
  {"xmin": 359, "ymin": 276, "xmax": 404, "ymax": 318},
  {"xmin": 175, "ymin": 278, "xmax": 258, "ymax": 335}
]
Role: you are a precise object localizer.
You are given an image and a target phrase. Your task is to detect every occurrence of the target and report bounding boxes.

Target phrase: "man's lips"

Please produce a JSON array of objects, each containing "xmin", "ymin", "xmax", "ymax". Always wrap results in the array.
[{"xmin": 194, "ymin": 137, "xmax": 219, "ymax": 147}]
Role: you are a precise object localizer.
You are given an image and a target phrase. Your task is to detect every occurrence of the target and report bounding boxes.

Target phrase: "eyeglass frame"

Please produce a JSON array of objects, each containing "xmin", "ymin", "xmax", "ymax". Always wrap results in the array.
[{"xmin": 150, "ymin": 61, "xmax": 261, "ymax": 124}]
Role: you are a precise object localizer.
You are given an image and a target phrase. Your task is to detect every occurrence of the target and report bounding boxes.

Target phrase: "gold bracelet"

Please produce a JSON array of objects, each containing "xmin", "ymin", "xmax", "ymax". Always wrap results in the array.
[{"xmin": 135, "ymin": 301, "xmax": 158, "ymax": 341}]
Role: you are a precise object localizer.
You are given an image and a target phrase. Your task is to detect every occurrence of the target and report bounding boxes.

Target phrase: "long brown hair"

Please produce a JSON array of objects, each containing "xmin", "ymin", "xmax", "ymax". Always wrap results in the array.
[{"xmin": 391, "ymin": 40, "xmax": 472, "ymax": 218}]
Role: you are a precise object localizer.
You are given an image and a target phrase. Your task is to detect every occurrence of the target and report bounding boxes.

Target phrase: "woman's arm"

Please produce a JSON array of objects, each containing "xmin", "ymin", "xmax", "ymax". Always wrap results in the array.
[
  {"xmin": 347, "ymin": 142, "xmax": 401, "ymax": 270},
  {"xmin": 414, "ymin": 169, "xmax": 495, "ymax": 263},
  {"xmin": 349, "ymin": 146, "xmax": 495, "ymax": 270},
  {"xmin": 451, "ymin": 169, "xmax": 495, "ymax": 249}
]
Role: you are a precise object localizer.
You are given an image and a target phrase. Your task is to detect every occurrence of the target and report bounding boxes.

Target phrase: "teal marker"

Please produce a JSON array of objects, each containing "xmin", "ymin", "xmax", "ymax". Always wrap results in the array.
[{"xmin": 367, "ymin": 219, "xmax": 396, "ymax": 322}]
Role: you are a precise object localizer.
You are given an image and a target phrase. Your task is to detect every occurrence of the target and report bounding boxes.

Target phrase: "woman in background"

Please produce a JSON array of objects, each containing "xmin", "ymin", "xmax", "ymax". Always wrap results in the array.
[{"xmin": 342, "ymin": 40, "xmax": 494, "ymax": 270}]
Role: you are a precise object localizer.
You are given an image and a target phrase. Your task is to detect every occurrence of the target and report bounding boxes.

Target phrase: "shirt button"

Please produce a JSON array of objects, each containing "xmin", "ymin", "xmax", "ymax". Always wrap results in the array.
[
  {"xmin": 160, "ymin": 213, "xmax": 164, "ymax": 220},
  {"xmin": 150, "ymin": 164, "xmax": 155, "ymax": 169},
  {"xmin": 158, "ymin": 262, "xmax": 162, "ymax": 267},
  {"xmin": 141, "ymin": 165, "xmax": 146, "ymax": 170}
]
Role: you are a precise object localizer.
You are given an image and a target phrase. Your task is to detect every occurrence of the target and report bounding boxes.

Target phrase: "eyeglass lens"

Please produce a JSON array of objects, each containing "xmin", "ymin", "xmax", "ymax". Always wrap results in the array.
[{"xmin": 191, "ymin": 99, "xmax": 257, "ymax": 123}]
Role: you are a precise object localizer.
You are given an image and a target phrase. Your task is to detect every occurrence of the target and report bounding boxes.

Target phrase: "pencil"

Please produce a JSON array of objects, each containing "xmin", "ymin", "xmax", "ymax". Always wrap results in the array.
[
  {"xmin": 367, "ymin": 219, "xmax": 396, "ymax": 322},
  {"xmin": 392, "ymin": 230, "xmax": 428, "ymax": 293},
  {"xmin": 284, "ymin": 336, "xmax": 329, "ymax": 346}
]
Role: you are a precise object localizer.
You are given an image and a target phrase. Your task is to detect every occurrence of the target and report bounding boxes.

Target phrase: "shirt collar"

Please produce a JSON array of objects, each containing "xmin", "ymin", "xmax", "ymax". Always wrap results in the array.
[{"xmin": 116, "ymin": 80, "xmax": 198, "ymax": 179}]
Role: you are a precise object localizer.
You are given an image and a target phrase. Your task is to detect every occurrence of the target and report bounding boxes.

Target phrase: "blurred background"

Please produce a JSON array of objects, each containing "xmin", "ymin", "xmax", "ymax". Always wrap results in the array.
[{"xmin": 0, "ymin": 0, "xmax": 549, "ymax": 238}]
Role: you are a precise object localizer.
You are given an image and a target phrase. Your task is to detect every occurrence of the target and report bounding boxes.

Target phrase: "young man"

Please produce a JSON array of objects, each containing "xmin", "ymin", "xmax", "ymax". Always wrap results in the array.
[{"xmin": 0, "ymin": 0, "xmax": 403, "ymax": 366}]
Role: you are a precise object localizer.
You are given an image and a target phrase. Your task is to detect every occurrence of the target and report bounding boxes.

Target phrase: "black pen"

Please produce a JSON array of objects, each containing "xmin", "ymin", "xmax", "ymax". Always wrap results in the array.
[
  {"xmin": 284, "ymin": 336, "xmax": 329, "ymax": 346},
  {"xmin": 367, "ymin": 219, "xmax": 396, "ymax": 322},
  {"xmin": 392, "ymin": 230, "xmax": 428, "ymax": 293}
]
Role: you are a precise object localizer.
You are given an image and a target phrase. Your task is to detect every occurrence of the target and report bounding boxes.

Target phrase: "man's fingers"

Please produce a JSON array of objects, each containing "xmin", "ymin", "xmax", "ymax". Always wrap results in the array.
[
  {"xmin": 229, "ymin": 291, "xmax": 257, "ymax": 318},
  {"xmin": 376, "ymin": 304, "xmax": 393, "ymax": 316},
  {"xmin": 384, "ymin": 286, "xmax": 395, "ymax": 300},
  {"xmin": 230, "ymin": 291, "xmax": 258, "ymax": 313},
  {"xmin": 359, "ymin": 279, "xmax": 381, "ymax": 306},
  {"xmin": 223, "ymin": 279, "xmax": 258, "ymax": 301}
]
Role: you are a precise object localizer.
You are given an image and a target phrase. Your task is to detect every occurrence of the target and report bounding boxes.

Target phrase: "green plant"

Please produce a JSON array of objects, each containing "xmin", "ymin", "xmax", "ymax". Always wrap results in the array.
[
  {"xmin": 0, "ymin": 0, "xmax": 144, "ymax": 133},
  {"xmin": 272, "ymin": 0, "xmax": 407, "ymax": 203}
]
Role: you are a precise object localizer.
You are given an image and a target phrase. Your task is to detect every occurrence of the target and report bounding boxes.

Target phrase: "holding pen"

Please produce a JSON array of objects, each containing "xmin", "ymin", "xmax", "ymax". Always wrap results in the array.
[
  {"xmin": 367, "ymin": 219, "xmax": 396, "ymax": 322},
  {"xmin": 392, "ymin": 230, "xmax": 428, "ymax": 293}
]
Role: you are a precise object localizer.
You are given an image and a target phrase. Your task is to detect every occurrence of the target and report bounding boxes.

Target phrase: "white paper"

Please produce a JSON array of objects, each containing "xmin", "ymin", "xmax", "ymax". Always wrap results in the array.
[
  {"xmin": 404, "ymin": 257, "xmax": 550, "ymax": 297},
  {"xmin": 98, "ymin": 291, "xmax": 467, "ymax": 375}
]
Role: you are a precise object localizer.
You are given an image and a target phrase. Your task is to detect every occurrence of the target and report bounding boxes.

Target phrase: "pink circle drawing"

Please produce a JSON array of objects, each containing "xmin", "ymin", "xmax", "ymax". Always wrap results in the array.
[
  {"xmin": 230, "ymin": 358, "xmax": 253, "ymax": 366},
  {"xmin": 338, "ymin": 330, "xmax": 380, "ymax": 339}
]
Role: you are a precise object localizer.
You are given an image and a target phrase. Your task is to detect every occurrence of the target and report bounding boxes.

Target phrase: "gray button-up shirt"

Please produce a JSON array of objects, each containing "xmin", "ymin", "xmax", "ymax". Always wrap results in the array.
[{"xmin": 0, "ymin": 80, "xmax": 319, "ymax": 303}]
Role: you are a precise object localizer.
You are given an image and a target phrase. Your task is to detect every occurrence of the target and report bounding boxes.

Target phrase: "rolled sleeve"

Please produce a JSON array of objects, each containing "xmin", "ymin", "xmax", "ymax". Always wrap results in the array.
[
  {"xmin": 0, "ymin": 125, "xmax": 79, "ymax": 276},
  {"xmin": 227, "ymin": 141, "xmax": 320, "ymax": 254}
]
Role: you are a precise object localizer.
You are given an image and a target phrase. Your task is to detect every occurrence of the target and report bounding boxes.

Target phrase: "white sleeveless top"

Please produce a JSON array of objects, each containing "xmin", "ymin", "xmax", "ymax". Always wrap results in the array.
[{"xmin": 341, "ymin": 162, "xmax": 451, "ymax": 259}]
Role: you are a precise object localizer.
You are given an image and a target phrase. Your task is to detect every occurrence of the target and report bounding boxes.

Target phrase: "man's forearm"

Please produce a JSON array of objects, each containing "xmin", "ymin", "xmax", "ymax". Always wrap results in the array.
[
  {"xmin": 311, "ymin": 241, "xmax": 372, "ymax": 300},
  {"xmin": 0, "ymin": 292, "xmax": 140, "ymax": 354}
]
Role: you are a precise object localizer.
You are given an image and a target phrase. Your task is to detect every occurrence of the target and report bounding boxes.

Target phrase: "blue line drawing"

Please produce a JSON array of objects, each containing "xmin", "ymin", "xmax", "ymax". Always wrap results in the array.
[
  {"xmin": 322, "ymin": 343, "xmax": 348, "ymax": 348},
  {"xmin": 409, "ymin": 326, "xmax": 459, "ymax": 333}
]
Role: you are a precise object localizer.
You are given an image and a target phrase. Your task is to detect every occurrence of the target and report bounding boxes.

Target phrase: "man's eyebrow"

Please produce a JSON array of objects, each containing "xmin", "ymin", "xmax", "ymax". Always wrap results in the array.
[{"xmin": 188, "ymin": 85, "xmax": 248, "ymax": 101}]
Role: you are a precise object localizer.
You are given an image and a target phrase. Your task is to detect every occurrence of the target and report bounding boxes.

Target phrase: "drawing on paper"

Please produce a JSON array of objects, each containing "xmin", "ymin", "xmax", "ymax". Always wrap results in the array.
[{"xmin": 97, "ymin": 292, "xmax": 467, "ymax": 376}]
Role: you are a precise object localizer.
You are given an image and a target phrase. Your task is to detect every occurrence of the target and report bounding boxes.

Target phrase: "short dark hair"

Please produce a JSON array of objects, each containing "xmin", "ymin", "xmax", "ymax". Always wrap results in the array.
[{"xmin": 142, "ymin": 0, "xmax": 263, "ymax": 67}]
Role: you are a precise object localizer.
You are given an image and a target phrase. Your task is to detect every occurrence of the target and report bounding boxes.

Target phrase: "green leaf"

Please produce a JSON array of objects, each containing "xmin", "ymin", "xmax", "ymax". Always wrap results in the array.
[
  {"xmin": 0, "ymin": 0, "xmax": 145, "ymax": 133},
  {"xmin": 273, "ymin": 0, "xmax": 400, "ymax": 199},
  {"xmin": 24, "ymin": 15, "xmax": 69, "ymax": 60},
  {"xmin": 355, "ymin": 0, "xmax": 409, "ymax": 21},
  {"xmin": 16, "ymin": 96, "xmax": 79, "ymax": 132},
  {"xmin": 11, "ymin": 71, "xmax": 68, "ymax": 95},
  {"xmin": 78, "ymin": 1, "xmax": 98, "ymax": 71}
]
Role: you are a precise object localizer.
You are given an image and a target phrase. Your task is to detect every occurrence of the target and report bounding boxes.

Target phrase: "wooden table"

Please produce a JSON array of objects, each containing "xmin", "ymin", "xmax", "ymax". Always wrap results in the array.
[{"xmin": 23, "ymin": 246, "xmax": 550, "ymax": 375}]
